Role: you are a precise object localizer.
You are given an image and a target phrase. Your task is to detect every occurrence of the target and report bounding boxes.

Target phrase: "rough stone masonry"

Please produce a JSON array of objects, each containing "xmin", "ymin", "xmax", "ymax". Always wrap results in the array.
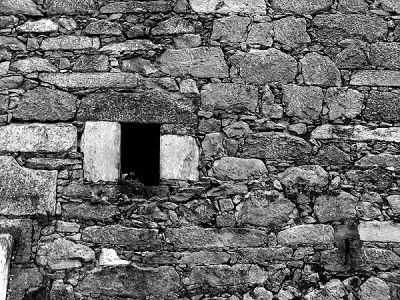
[{"xmin": 1, "ymin": 0, "xmax": 400, "ymax": 299}]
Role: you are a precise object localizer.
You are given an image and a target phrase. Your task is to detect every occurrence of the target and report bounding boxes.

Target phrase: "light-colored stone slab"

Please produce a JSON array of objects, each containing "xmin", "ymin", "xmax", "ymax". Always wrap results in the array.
[
  {"xmin": 350, "ymin": 70, "xmax": 400, "ymax": 86},
  {"xmin": 0, "ymin": 234, "xmax": 12, "ymax": 300},
  {"xmin": 189, "ymin": 0, "xmax": 266, "ymax": 14},
  {"xmin": 0, "ymin": 123, "xmax": 77, "ymax": 152},
  {"xmin": 359, "ymin": 221, "xmax": 400, "ymax": 243},
  {"xmin": 160, "ymin": 135, "xmax": 199, "ymax": 181},
  {"xmin": 213, "ymin": 157, "xmax": 267, "ymax": 180},
  {"xmin": 81, "ymin": 122, "xmax": 121, "ymax": 182},
  {"xmin": 278, "ymin": 224, "xmax": 334, "ymax": 245},
  {"xmin": 98, "ymin": 248, "xmax": 130, "ymax": 266}
]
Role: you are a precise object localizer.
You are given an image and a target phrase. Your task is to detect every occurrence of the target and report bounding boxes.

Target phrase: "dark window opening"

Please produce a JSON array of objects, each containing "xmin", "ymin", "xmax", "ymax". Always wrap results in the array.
[{"xmin": 121, "ymin": 123, "xmax": 160, "ymax": 186}]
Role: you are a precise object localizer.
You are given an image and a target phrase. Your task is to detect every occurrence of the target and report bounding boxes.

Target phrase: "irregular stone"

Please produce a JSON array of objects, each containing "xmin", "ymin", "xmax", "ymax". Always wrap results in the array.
[
  {"xmin": 101, "ymin": 1, "xmax": 172, "ymax": 13},
  {"xmin": 278, "ymin": 224, "xmax": 334, "ymax": 245},
  {"xmin": 82, "ymin": 225, "xmax": 161, "ymax": 250},
  {"xmin": 78, "ymin": 266, "xmax": 180, "ymax": 298},
  {"xmin": 0, "ymin": 95, "xmax": 8, "ymax": 114},
  {"xmin": 100, "ymin": 40, "xmax": 160, "ymax": 53},
  {"xmin": 356, "ymin": 154, "xmax": 400, "ymax": 169},
  {"xmin": 17, "ymin": 19, "xmax": 58, "ymax": 33},
  {"xmin": 370, "ymin": 42, "xmax": 400, "ymax": 69},
  {"xmin": 0, "ymin": 219, "xmax": 32, "ymax": 263},
  {"xmin": 62, "ymin": 202, "xmax": 120, "ymax": 221},
  {"xmin": 237, "ymin": 247, "xmax": 293, "ymax": 264},
  {"xmin": 174, "ymin": 34, "xmax": 202, "ymax": 48},
  {"xmin": 186, "ymin": 265, "xmax": 268, "ymax": 291},
  {"xmin": 273, "ymin": 16, "xmax": 310, "ymax": 48},
  {"xmin": 346, "ymin": 168, "xmax": 392, "ymax": 192},
  {"xmin": 0, "ymin": 123, "xmax": 76, "ymax": 152},
  {"xmin": 359, "ymin": 221, "xmax": 400, "ymax": 243},
  {"xmin": 381, "ymin": 0, "xmax": 400, "ymax": 13},
  {"xmin": 160, "ymin": 135, "xmax": 199, "ymax": 181},
  {"xmin": 189, "ymin": 0, "xmax": 266, "ymax": 14},
  {"xmin": 40, "ymin": 73, "xmax": 138, "ymax": 89},
  {"xmin": 179, "ymin": 251, "xmax": 231, "ymax": 266},
  {"xmin": 387, "ymin": 195, "xmax": 400, "ymax": 215},
  {"xmin": 41, "ymin": 36, "xmax": 100, "ymax": 50},
  {"xmin": 233, "ymin": 49, "xmax": 297, "ymax": 84},
  {"xmin": 7, "ymin": 268, "xmax": 43, "ymax": 300},
  {"xmin": 314, "ymin": 14, "xmax": 387, "ymax": 43},
  {"xmin": 122, "ymin": 58, "xmax": 158, "ymax": 75},
  {"xmin": 351, "ymin": 70, "xmax": 400, "ymax": 86},
  {"xmin": 315, "ymin": 145, "xmax": 351, "ymax": 166},
  {"xmin": 73, "ymin": 54, "xmax": 108, "ymax": 72},
  {"xmin": 244, "ymin": 287, "xmax": 273, "ymax": 300},
  {"xmin": 207, "ymin": 182, "xmax": 248, "ymax": 197},
  {"xmin": 358, "ymin": 201, "xmax": 382, "ymax": 219},
  {"xmin": 14, "ymin": 87, "xmax": 76, "ymax": 121},
  {"xmin": 301, "ymin": 52, "xmax": 341, "ymax": 87},
  {"xmin": 0, "ymin": 76, "xmax": 23, "ymax": 90},
  {"xmin": 11, "ymin": 57, "xmax": 57, "ymax": 73},
  {"xmin": 362, "ymin": 248, "xmax": 400, "ymax": 271},
  {"xmin": 0, "ymin": 0, "xmax": 42, "ymax": 15},
  {"xmin": 159, "ymin": 47, "xmax": 228, "ymax": 78},
  {"xmin": 0, "ymin": 37, "xmax": 26, "ymax": 51},
  {"xmin": 211, "ymin": 16, "xmax": 251, "ymax": 43},
  {"xmin": 243, "ymin": 132, "xmax": 312, "ymax": 163},
  {"xmin": 0, "ymin": 61, "xmax": 9, "ymax": 75},
  {"xmin": 213, "ymin": 157, "xmax": 267, "ymax": 180},
  {"xmin": 247, "ymin": 22, "xmax": 273, "ymax": 47},
  {"xmin": 271, "ymin": 0, "xmax": 332, "ymax": 14},
  {"xmin": 364, "ymin": 90, "xmax": 400, "ymax": 122},
  {"xmin": 180, "ymin": 79, "xmax": 199, "ymax": 94},
  {"xmin": 78, "ymin": 91, "xmax": 194, "ymax": 124},
  {"xmin": 152, "ymin": 16, "xmax": 194, "ymax": 35},
  {"xmin": 326, "ymin": 87, "xmax": 363, "ymax": 120},
  {"xmin": 166, "ymin": 227, "xmax": 268, "ymax": 249},
  {"xmin": 202, "ymin": 133, "xmax": 224, "ymax": 158},
  {"xmin": 278, "ymin": 165, "xmax": 329, "ymax": 192},
  {"xmin": 44, "ymin": 0, "xmax": 97, "ymax": 15},
  {"xmin": 50, "ymin": 280, "xmax": 75, "ymax": 300},
  {"xmin": 99, "ymin": 248, "xmax": 129, "ymax": 266},
  {"xmin": 58, "ymin": 17, "xmax": 77, "ymax": 31},
  {"xmin": 360, "ymin": 277, "xmax": 390, "ymax": 300},
  {"xmin": 338, "ymin": 0, "xmax": 368, "ymax": 12},
  {"xmin": 56, "ymin": 221, "xmax": 80, "ymax": 233},
  {"xmin": 37, "ymin": 238, "xmax": 95, "ymax": 270},
  {"xmin": 0, "ymin": 16, "xmax": 17, "ymax": 29},
  {"xmin": 237, "ymin": 190, "xmax": 295, "ymax": 228},
  {"xmin": 84, "ymin": 19, "xmax": 122, "ymax": 35},
  {"xmin": 223, "ymin": 121, "xmax": 251, "ymax": 138},
  {"xmin": 282, "ymin": 84, "xmax": 323, "ymax": 123},
  {"xmin": 314, "ymin": 191, "xmax": 358, "ymax": 222},
  {"xmin": 335, "ymin": 46, "xmax": 367, "ymax": 69},
  {"xmin": 311, "ymin": 124, "xmax": 400, "ymax": 143},
  {"xmin": 201, "ymin": 83, "xmax": 258, "ymax": 113}
]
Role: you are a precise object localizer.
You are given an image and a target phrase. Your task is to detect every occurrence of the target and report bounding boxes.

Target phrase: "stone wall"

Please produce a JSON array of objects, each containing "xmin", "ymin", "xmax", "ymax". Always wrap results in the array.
[{"xmin": 1, "ymin": 0, "xmax": 400, "ymax": 299}]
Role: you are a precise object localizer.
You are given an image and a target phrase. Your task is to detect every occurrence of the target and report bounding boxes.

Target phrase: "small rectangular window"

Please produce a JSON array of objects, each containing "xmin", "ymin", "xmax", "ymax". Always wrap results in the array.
[{"xmin": 121, "ymin": 123, "xmax": 160, "ymax": 186}]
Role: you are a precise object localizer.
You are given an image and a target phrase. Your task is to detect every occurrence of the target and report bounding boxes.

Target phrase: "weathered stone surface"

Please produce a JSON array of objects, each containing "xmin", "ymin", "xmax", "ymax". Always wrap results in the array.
[
  {"xmin": 364, "ymin": 91, "xmax": 400, "ymax": 122},
  {"xmin": 100, "ymin": 1, "xmax": 172, "ymax": 13},
  {"xmin": 282, "ymin": 84, "xmax": 323, "ymax": 123},
  {"xmin": 387, "ymin": 195, "xmax": 400, "ymax": 215},
  {"xmin": 78, "ymin": 266, "xmax": 180, "ymax": 298},
  {"xmin": 50, "ymin": 280, "xmax": 75, "ymax": 300},
  {"xmin": 153, "ymin": 16, "xmax": 194, "ymax": 35},
  {"xmin": 40, "ymin": 72, "xmax": 138, "ymax": 89},
  {"xmin": 311, "ymin": 124, "xmax": 400, "ymax": 143},
  {"xmin": 0, "ymin": 16, "xmax": 17, "ymax": 28},
  {"xmin": 237, "ymin": 190, "xmax": 295, "ymax": 228},
  {"xmin": 213, "ymin": 157, "xmax": 267, "ymax": 180},
  {"xmin": 370, "ymin": 42, "xmax": 400, "ymax": 69},
  {"xmin": 41, "ymin": 36, "xmax": 99, "ymax": 51},
  {"xmin": 11, "ymin": 57, "xmax": 57, "ymax": 73},
  {"xmin": 174, "ymin": 34, "xmax": 202, "ymax": 48},
  {"xmin": 63, "ymin": 202, "xmax": 120, "ymax": 221},
  {"xmin": 273, "ymin": 16, "xmax": 310, "ymax": 48},
  {"xmin": 314, "ymin": 192, "xmax": 358, "ymax": 222},
  {"xmin": 159, "ymin": 47, "xmax": 228, "ymax": 78},
  {"xmin": 242, "ymin": 132, "xmax": 312, "ymax": 163},
  {"xmin": 17, "ymin": 19, "xmax": 58, "ymax": 33},
  {"xmin": 44, "ymin": 0, "xmax": 97, "ymax": 15},
  {"xmin": 0, "ymin": 37, "xmax": 26, "ymax": 51},
  {"xmin": 82, "ymin": 122, "xmax": 120, "ymax": 183},
  {"xmin": 186, "ymin": 265, "xmax": 268, "ymax": 291},
  {"xmin": 247, "ymin": 22, "xmax": 273, "ymax": 46},
  {"xmin": 160, "ymin": 135, "xmax": 199, "ymax": 181},
  {"xmin": 98, "ymin": 248, "xmax": 129, "ymax": 266},
  {"xmin": 338, "ymin": 0, "xmax": 368, "ymax": 13},
  {"xmin": 359, "ymin": 221, "xmax": 400, "ymax": 243},
  {"xmin": 381, "ymin": 0, "xmax": 400, "ymax": 13},
  {"xmin": 278, "ymin": 224, "xmax": 334, "ymax": 245},
  {"xmin": 0, "ymin": 95, "xmax": 8, "ymax": 114},
  {"xmin": 0, "ymin": 0, "xmax": 42, "ymax": 15},
  {"xmin": 84, "ymin": 19, "xmax": 122, "ymax": 35},
  {"xmin": 100, "ymin": 40, "xmax": 160, "ymax": 53},
  {"xmin": 233, "ymin": 49, "xmax": 297, "ymax": 84},
  {"xmin": 0, "ymin": 156, "xmax": 56, "ymax": 216},
  {"xmin": 201, "ymin": 83, "xmax": 258, "ymax": 113},
  {"xmin": 189, "ymin": 0, "xmax": 266, "ymax": 14},
  {"xmin": 351, "ymin": 70, "xmax": 400, "ymax": 86},
  {"xmin": 14, "ymin": 87, "xmax": 76, "ymax": 121},
  {"xmin": 8, "ymin": 268, "xmax": 43, "ymax": 300},
  {"xmin": 73, "ymin": 54, "xmax": 108, "ymax": 72},
  {"xmin": 355, "ymin": 153, "xmax": 400, "ymax": 169},
  {"xmin": 272, "ymin": 0, "xmax": 332, "ymax": 14},
  {"xmin": 0, "ymin": 76, "xmax": 24, "ymax": 90},
  {"xmin": 301, "ymin": 52, "xmax": 341, "ymax": 87},
  {"xmin": 211, "ymin": 16, "xmax": 251, "ymax": 43},
  {"xmin": 346, "ymin": 168, "xmax": 392, "ymax": 192},
  {"xmin": 360, "ymin": 277, "xmax": 391, "ymax": 300},
  {"xmin": 0, "ymin": 123, "xmax": 76, "ymax": 152},
  {"xmin": 362, "ymin": 247, "xmax": 400, "ymax": 271},
  {"xmin": 314, "ymin": 14, "xmax": 387, "ymax": 42},
  {"xmin": 326, "ymin": 88, "xmax": 363, "ymax": 120},
  {"xmin": 335, "ymin": 46, "xmax": 367, "ymax": 69},
  {"xmin": 82, "ymin": 225, "xmax": 161, "ymax": 250},
  {"xmin": 37, "ymin": 238, "xmax": 95, "ymax": 270},
  {"xmin": 223, "ymin": 121, "xmax": 251, "ymax": 138},
  {"xmin": 0, "ymin": 219, "xmax": 32, "ymax": 263},
  {"xmin": 78, "ymin": 91, "xmax": 194, "ymax": 124},
  {"xmin": 237, "ymin": 247, "xmax": 293, "ymax": 263},
  {"xmin": 278, "ymin": 165, "xmax": 329, "ymax": 192},
  {"xmin": 166, "ymin": 227, "xmax": 268, "ymax": 249}
]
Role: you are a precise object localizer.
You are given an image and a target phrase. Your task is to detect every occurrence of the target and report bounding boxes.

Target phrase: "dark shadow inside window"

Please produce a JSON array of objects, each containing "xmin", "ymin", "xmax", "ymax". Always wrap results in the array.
[{"xmin": 121, "ymin": 123, "xmax": 160, "ymax": 186}]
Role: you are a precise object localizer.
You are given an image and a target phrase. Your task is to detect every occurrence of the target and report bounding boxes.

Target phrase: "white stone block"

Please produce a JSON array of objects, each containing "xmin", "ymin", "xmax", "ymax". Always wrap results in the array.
[
  {"xmin": 98, "ymin": 248, "xmax": 129, "ymax": 266},
  {"xmin": 81, "ymin": 121, "xmax": 121, "ymax": 182},
  {"xmin": 359, "ymin": 221, "xmax": 400, "ymax": 243},
  {"xmin": 0, "ymin": 234, "xmax": 12, "ymax": 300},
  {"xmin": 160, "ymin": 135, "xmax": 199, "ymax": 181}
]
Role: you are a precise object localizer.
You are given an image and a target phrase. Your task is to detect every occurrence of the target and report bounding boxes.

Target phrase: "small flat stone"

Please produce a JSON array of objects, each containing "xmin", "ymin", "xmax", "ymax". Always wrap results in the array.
[
  {"xmin": 189, "ymin": 0, "xmax": 267, "ymax": 14},
  {"xmin": 17, "ymin": 19, "xmax": 58, "ymax": 33},
  {"xmin": 301, "ymin": 52, "xmax": 341, "ymax": 87},
  {"xmin": 84, "ymin": 19, "xmax": 122, "ymax": 35},
  {"xmin": 0, "ymin": 37, "xmax": 26, "ymax": 51},
  {"xmin": 62, "ymin": 202, "xmax": 120, "ymax": 221},
  {"xmin": 213, "ymin": 157, "xmax": 267, "ymax": 180},
  {"xmin": 25, "ymin": 158, "xmax": 80, "ymax": 170},
  {"xmin": 100, "ymin": 40, "xmax": 160, "ymax": 53},
  {"xmin": 73, "ymin": 54, "xmax": 109, "ymax": 72},
  {"xmin": 0, "ymin": 76, "xmax": 23, "ymax": 90},
  {"xmin": 278, "ymin": 224, "xmax": 334, "ymax": 245},
  {"xmin": 44, "ymin": 0, "xmax": 97, "ymax": 15},
  {"xmin": 41, "ymin": 36, "xmax": 100, "ymax": 50},
  {"xmin": 272, "ymin": 0, "xmax": 332, "ymax": 14},
  {"xmin": 351, "ymin": 70, "xmax": 400, "ymax": 86},
  {"xmin": 11, "ymin": 57, "xmax": 57, "ymax": 73},
  {"xmin": 100, "ymin": 1, "xmax": 172, "ymax": 13},
  {"xmin": 152, "ymin": 16, "xmax": 194, "ymax": 35}
]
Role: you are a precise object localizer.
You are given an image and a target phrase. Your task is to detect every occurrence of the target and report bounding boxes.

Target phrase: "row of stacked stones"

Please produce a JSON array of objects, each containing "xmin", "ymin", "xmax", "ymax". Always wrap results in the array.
[{"xmin": 0, "ymin": 0, "xmax": 400, "ymax": 299}]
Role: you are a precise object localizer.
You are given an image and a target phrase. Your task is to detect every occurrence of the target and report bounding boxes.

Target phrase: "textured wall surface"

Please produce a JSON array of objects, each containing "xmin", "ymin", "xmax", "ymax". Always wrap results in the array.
[{"xmin": 1, "ymin": 0, "xmax": 400, "ymax": 299}]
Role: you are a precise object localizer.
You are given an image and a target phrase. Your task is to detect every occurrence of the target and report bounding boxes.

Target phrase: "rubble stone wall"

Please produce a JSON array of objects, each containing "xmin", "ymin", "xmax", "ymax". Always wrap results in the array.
[{"xmin": 1, "ymin": 0, "xmax": 400, "ymax": 299}]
